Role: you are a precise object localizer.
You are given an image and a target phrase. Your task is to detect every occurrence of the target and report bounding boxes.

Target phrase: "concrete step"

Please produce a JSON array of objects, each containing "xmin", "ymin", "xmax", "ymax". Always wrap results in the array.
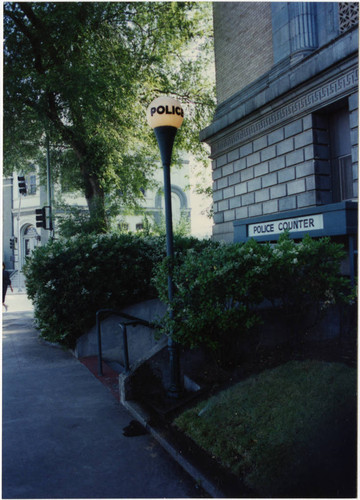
[{"xmin": 103, "ymin": 359, "xmax": 126, "ymax": 374}]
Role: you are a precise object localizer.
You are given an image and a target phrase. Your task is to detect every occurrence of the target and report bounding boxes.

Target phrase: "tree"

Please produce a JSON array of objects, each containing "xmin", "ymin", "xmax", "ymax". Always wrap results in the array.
[{"xmin": 4, "ymin": 2, "xmax": 215, "ymax": 231}]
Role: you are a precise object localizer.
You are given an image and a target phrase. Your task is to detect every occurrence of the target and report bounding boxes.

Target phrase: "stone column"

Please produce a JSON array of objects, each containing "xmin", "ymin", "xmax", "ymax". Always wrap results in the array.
[{"xmin": 290, "ymin": 2, "xmax": 318, "ymax": 62}]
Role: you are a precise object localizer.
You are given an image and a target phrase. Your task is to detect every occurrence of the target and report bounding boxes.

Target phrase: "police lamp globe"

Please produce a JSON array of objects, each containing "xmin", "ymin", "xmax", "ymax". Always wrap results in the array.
[{"xmin": 146, "ymin": 96, "xmax": 184, "ymax": 129}]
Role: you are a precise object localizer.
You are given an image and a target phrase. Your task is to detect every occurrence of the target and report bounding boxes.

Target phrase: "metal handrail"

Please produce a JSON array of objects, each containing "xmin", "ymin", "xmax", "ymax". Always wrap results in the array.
[{"xmin": 96, "ymin": 308, "xmax": 154, "ymax": 376}]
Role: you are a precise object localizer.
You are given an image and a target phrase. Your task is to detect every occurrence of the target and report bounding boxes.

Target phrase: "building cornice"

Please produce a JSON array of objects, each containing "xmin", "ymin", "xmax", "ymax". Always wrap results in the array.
[
  {"xmin": 200, "ymin": 27, "xmax": 358, "ymax": 155},
  {"xmin": 208, "ymin": 62, "xmax": 358, "ymax": 158}
]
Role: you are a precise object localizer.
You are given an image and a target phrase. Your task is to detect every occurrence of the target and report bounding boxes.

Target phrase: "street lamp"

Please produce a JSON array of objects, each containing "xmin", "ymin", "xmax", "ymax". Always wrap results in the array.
[{"xmin": 147, "ymin": 96, "xmax": 184, "ymax": 399}]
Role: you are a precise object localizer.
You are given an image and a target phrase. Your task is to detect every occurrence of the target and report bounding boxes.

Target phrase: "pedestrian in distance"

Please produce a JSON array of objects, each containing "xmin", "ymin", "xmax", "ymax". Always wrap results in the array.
[{"xmin": 3, "ymin": 262, "xmax": 13, "ymax": 311}]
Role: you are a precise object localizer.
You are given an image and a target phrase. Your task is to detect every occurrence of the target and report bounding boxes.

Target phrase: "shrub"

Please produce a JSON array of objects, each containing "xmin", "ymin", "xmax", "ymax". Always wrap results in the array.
[
  {"xmin": 25, "ymin": 231, "xmax": 353, "ymax": 354},
  {"xmin": 24, "ymin": 232, "xmax": 215, "ymax": 348},
  {"xmin": 24, "ymin": 233, "xmax": 161, "ymax": 347},
  {"xmin": 153, "ymin": 234, "xmax": 353, "ymax": 359},
  {"xmin": 152, "ymin": 238, "xmax": 269, "ymax": 363},
  {"xmin": 259, "ymin": 233, "xmax": 353, "ymax": 337}
]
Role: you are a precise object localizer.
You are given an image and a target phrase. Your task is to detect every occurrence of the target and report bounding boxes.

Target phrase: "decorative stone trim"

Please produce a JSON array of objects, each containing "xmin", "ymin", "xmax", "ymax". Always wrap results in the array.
[
  {"xmin": 339, "ymin": 3, "xmax": 359, "ymax": 33},
  {"xmin": 210, "ymin": 66, "xmax": 358, "ymax": 157}
]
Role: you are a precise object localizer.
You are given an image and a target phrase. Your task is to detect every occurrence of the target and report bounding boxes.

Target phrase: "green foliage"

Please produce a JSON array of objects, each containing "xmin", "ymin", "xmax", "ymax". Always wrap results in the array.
[
  {"xmin": 55, "ymin": 204, "xmax": 110, "ymax": 238},
  {"xmin": 23, "ymin": 233, "xmax": 162, "ymax": 347},
  {"xmin": 153, "ymin": 234, "xmax": 353, "ymax": 356},
  {"xmin": 175, "ymin": 360, "xmax": 357, "ymax": 497},
  {"xmin": 23, "ymin": 232, "xmax": 214, "ymax": 347},
  {"xmin": 154, "ymin": 243, "xmax": 261, "ymax": 348},
  {"xmin": 139, "ymin": 212, "xmax": 192, "ymax": 237},
  {"xmin": 55, "ymin": 206, "xmax": 193, "ymax": 239},
  {"xmin": 23, "ymin": 231, "xmax": 352, "ymax": 355},
  {"xmin": 259, "ymin": 233, "xmax": 352, "ymax": 330},
  {"xmin": 4, "ymin": 2, "xmax": 215, "ymax": 227},
  {"xmin": 153, "ymin": 239, "xmax": 267, "ymax": 362}
]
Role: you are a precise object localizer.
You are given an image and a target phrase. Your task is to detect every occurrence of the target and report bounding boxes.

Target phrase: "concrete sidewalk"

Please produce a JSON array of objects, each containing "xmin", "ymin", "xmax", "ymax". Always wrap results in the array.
[{"xmin": 2, "ymin": 298, "xmax": 206, "ymax": 499}]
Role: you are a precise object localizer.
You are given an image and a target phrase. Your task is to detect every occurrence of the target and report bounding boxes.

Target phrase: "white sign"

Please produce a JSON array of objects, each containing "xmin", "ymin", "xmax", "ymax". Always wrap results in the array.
[
  {"xmin": 146, "ymin": 96, "xmax": 184, "ymax": 129},
  {"xmin": 248, "ymin": 214, "xmax": 324, "ymax": 237}
]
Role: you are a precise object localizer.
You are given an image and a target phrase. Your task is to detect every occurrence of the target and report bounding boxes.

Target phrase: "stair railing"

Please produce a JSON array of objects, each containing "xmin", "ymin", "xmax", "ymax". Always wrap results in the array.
[{"xmin": 96, "ymin": 308, "xmax": 154, "ymax": 376}]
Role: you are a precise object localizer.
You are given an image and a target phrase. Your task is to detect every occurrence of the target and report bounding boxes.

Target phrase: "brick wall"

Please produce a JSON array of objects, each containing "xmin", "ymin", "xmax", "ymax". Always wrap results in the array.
[
  {"xmin": 213, "ymin": 2, "xmax": 273, "ymax": 105},
  {"xmin": 212, "ymin": 114, "xmax": 317, "ymax": 241},
  {"xmin": 208, "ymin": 4, "xmax": 358, "ymax": 243}
]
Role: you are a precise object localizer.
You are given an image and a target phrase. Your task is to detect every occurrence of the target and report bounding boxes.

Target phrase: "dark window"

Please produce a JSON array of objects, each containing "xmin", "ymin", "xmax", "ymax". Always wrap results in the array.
[
  {"xmin": 25, "ymin": 239, "xmax": 30, "ymax": 256},
  {"xmin": 118, "ymin": 222, "xmax": 129, "ymax": 231},
  {"xmin": 313, "ymin": 104, "xmax": 353, "ymax": 203},
  {"xmin": 28, "ymin": 175, "xmax": 37, "ymax": 195},
  {"xmin": 332, "ymin": 155, "xmax": 353, "ymax": 201},
  {"xmin": 329, "ymin": 107, "xmax": 353, "ymax": 201},
  {"xmin": 136, "ymin": 223, "xmax": 144, "ymax": 231}
]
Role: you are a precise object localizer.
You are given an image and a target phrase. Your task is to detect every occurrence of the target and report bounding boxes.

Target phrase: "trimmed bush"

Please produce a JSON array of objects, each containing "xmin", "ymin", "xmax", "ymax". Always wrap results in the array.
[
  {"xmin": 24, "ymin": 233, "xmax": 160, "ymax": 347},
  {"xmin": 23, "ymin": 233, "xmax": 215, "ymax": 348},
  {"xmin": 24, "ymin": 231, "xmax": 353, "ymax": 353},
  {"xmin": 259, "ymin": 234, "xmax": 352, "ymax": 327},
  {"xmin": 153, "ymin": 233, "xmax": 353, "ymax": 359},
  {"xmin": 153, "ymin": 238, "xmax": 267, "ymax": 363}
]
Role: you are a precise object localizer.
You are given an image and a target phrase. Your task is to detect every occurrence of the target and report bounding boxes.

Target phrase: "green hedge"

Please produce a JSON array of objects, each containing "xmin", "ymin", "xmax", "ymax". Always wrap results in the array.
[
  {"xmin": 24, "ymin": 233, "xmax": 214, "ymax": 348},
  {"xmin": 153, "ymin": 234, "xmax": 353, "ymax": 359},
  {"xmin": 24, "ymin": 233, "xmax": 156, "ymax": 347},
  {"xmin": 24, "ymin": 232, "xmax": 353, "ymax": 352}
]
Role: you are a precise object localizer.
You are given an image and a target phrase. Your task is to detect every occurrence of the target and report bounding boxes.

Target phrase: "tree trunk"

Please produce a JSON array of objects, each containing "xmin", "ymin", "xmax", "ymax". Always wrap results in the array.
[
  {"xmin": 82, "ymin": 167, "xmax": 108, "ymax": 233},
  {"xmin": 69, "ymin": 135, "xmax": 109, "ymax": 233}
]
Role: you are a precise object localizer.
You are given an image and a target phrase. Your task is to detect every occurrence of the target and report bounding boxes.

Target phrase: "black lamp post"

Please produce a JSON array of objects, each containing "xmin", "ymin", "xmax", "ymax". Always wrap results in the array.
[{"xmin": 147, "ymin": 96, "xmax": 184, "ymax": 398}]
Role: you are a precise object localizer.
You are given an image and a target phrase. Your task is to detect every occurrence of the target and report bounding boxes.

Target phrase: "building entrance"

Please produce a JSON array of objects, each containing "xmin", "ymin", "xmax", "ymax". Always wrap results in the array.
[{"xmin": 22, "ymin": 225, "xmax": 40, "ymax": 266}]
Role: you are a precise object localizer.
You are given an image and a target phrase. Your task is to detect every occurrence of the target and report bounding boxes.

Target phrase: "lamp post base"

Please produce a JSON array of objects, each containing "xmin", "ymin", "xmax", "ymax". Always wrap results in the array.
[
  {"xmin": 166, "ymin": 339, "xmax": 182, "ymax": 399},
  {"xmin": 166, "ymin": 387, "xmax": 183, "ymax": 399}
]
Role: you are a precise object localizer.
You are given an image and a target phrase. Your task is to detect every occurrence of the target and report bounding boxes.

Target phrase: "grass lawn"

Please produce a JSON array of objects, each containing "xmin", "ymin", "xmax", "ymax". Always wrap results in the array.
[{"xmin": 174, "ymin": 360, "xmax": 357, "ymax": 497}]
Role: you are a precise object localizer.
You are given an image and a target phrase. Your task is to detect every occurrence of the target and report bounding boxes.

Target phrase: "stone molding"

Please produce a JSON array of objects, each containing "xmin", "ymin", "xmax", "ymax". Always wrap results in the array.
[{"xmin": 209, "ymin": 65, "xmax": 358, "ymax": 157}]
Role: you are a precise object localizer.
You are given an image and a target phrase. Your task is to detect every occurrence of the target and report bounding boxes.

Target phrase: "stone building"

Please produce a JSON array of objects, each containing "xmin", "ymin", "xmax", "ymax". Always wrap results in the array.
[{"xmin": 201, "ymin": 2, "xmax": 358, "ymax": 279}]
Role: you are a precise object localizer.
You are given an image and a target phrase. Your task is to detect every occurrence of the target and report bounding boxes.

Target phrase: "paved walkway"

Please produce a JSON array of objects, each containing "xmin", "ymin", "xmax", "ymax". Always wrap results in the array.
[{"xmin": 2, "ymin": 295, "xmax": 205, "ymax": 499}]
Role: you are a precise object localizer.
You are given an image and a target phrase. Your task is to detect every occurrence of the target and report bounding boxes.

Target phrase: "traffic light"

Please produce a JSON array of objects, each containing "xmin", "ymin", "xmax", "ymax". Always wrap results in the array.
[
  {"xmin": 35, "ymin": 207, "xmax": 46, "ymax": 228},
  {"xmin": 35, "ymin": 206, "xmax": 52, "ymax": 230},
  {"xmin": 18, "ymin": 176, "xmax": 27, "ymax": 195},
  {"xmin": 10, "ymin": 237, "xmax": 14, "ymax": 249}
]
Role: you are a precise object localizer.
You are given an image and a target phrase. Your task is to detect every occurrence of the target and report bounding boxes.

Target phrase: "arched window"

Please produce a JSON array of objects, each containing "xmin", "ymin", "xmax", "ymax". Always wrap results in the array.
[
  {"xmin": 22, "ymin": 225, "xmax": 40, "ymax": 263},
  {"xmin": 24, "ymin": 226, "xmax": 38, "ymax": 237},
  {"xmin": 154, "ymin": 185, "xmax": 189, "ymax": 225}
]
